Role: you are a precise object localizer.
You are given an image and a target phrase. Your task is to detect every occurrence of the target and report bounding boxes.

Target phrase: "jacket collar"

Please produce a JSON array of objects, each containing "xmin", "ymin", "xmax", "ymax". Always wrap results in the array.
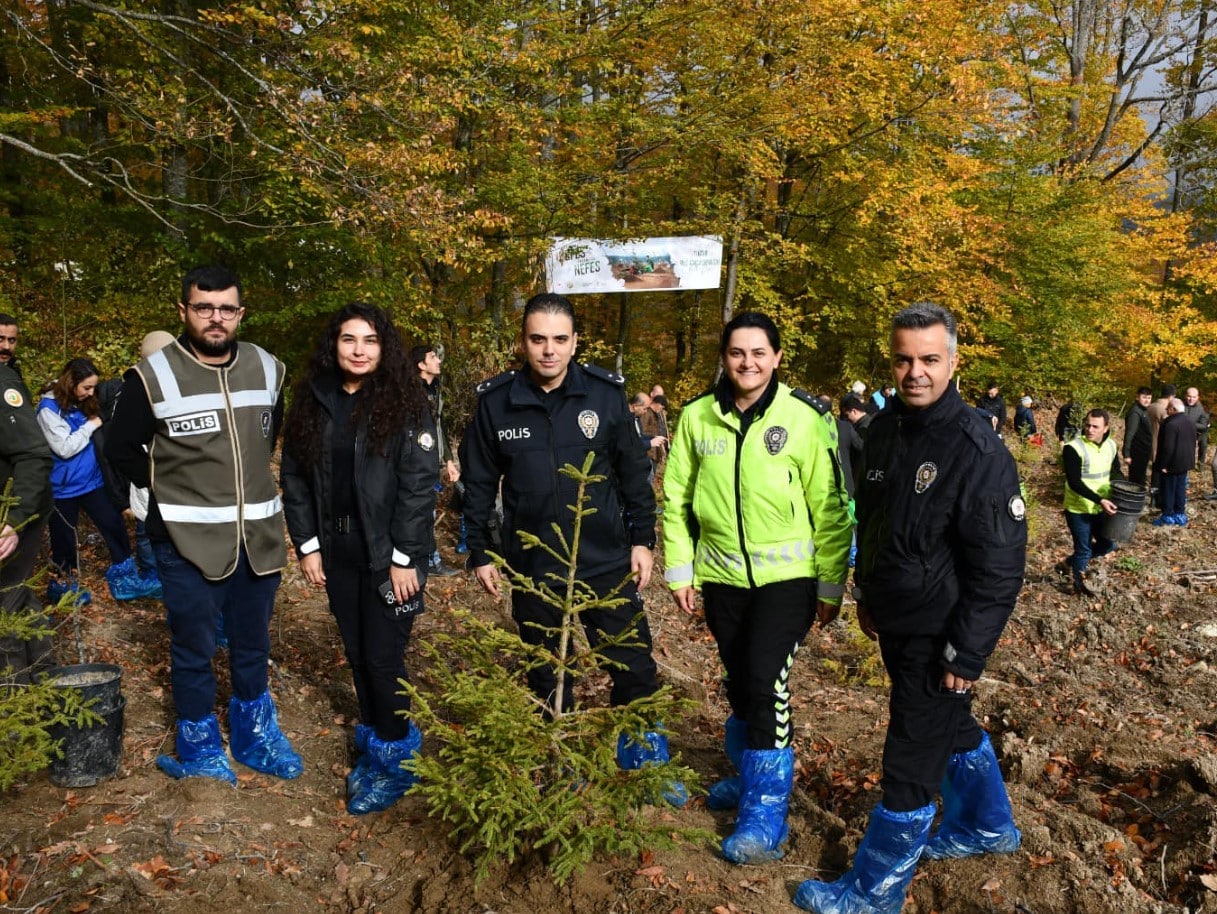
[
  {"xmin": 508, "ymin": 362, "xmax": 587, "ymax": 408},
  {"xmin": 713, "ymin": 371, "xmax": 780, "ymax": 420},
  {"xmin": 891, "ymin": 379, "xmax": 965, "ymax": 431}
]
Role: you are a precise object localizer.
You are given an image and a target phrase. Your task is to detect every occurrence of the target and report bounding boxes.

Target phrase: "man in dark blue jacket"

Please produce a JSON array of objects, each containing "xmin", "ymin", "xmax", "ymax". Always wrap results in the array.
[
  {"xmin": 462, "ymin": 292, "xmax": 683, "ymax": 805},
  {"xmin": 796, "ymin": 302, "xmax": 1026, "ymax": 914}
]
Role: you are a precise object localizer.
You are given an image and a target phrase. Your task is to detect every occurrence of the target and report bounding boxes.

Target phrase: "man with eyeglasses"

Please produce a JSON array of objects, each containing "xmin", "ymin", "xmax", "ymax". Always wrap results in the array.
[{"xmin": 107, "ymin": 265, "xmax": 302, "ymax": 785}]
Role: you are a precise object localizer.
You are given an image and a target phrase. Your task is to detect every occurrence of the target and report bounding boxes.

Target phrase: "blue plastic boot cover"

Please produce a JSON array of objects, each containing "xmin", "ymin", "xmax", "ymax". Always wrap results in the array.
[
  {"xmin": 793, "ymin": 802, "xmax": 935, "ymax": 914},
  {"xmin": 347, "ymin": 724, "xmax": 377, "ymax": 796},
  {"xmin": 48, "ymin": 577, "xmax": 91, "ymax": 607},
  {"xmin": 156, "ymin": 714, "xmax": 237, "ymax": 785},
  {"xmin": 721, "ymin": 747, "xmax": 794, "ymax": 863},
  {"xmin": 228, "ymin": 691, "xmax": 304, "ymax": 779},
  {"xmin": 616, "ymin": 728, "xmax": 689, "ymax": 808},
  {"xmin": 348, "ymin": 722, "xmax": 422, "ymax": 814},
  {"xmin": 138, "ymin": 567, "xmax": 164, "ymax": 600},
  {"xmin": 923, "ymin": 732, "xmax": 1021, "ymax": 860},
  {"xmin": 706, "ymin": 715, "xmax": 748, "ymax": 810},
  {"xmin": 107, "ymin": 557, "xmax": 158, "ymax": 601}
]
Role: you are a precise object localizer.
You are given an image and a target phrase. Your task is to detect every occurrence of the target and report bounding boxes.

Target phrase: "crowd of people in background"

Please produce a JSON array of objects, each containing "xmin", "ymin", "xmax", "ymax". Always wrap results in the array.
[{"xmin": 3, "ymin": 280, "xmax": 1216, "ymax": 913}]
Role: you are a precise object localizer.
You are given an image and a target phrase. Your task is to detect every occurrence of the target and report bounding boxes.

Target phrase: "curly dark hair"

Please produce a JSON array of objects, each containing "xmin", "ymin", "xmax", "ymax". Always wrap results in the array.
[
  {"xmin": 283, "ymin": 303, "xmax": 427, "ymax": 471},
  {"xmin": 44, "ymin": 358, "xmax": 101, "ymax": 417}
]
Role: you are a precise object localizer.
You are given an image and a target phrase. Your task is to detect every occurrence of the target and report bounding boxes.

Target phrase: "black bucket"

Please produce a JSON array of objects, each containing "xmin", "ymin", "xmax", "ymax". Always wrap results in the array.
[
  {"xmin": 1097, "ymin": 480, "xmax": 1147, "ymax": 545},
  {"xmin": 43, "ymin": 664, "xmax": 125, "ymax": 788}
]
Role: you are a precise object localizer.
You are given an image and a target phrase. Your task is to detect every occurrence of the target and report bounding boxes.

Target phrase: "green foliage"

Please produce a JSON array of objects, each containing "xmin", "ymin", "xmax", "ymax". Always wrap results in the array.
[
  {"xmin": 401, "ymin": 453, "xmax": 704, "ymax": 883},
  {"xmin": 1114, "ymin": 555, "xmax": 1144, "ymax": 573},
  {"xmin": 820, "ymin": 612, "xmax": 887, "ymax": 688}
]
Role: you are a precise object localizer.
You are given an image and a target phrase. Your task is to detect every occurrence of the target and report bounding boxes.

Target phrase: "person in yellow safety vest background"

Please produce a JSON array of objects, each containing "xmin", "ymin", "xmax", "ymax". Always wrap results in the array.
[
  {"xmin": 663, "ymin": 311, "xmax": 852, "ymax": 865},
  {"xmin": 1062, "ymin": 409, "xmax": 1122, "ymax": 596}
]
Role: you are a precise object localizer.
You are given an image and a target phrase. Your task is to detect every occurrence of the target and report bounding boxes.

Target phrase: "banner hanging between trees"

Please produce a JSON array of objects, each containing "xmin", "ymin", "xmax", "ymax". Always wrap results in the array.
[{"xmin": 545, "ymin": 236, "xmax": 723, "ymax": 295}]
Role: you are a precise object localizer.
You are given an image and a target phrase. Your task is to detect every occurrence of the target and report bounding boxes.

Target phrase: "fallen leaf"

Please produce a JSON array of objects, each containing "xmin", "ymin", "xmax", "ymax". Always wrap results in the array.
[
  {"xmin": 287, "ymin": 815, "xmax": 314, "ymax": 828},
  {"xmin": 636, "ymin": 865, "xmax": 665, "ymax": 877},
  {"xmin": 1200, "ymin": 873, "xmax": 1217, "ymax": 891},
  {"xmin": 981, "ymin": 878, "xmax": 1001, "ymax": 892}
]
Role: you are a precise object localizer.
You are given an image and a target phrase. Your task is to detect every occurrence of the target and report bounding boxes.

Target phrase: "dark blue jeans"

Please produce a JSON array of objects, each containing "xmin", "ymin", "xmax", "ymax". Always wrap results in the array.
[
  {"xmin": 48, "ymin": 487, "xmax": 131, "ymax": 572},
  {"xmin": 154, "ymin": 540, "xmax": 280, "ymax": 721},
  {"xmin": 1160, "ymin": 471, "xmax": 1188, "ymax": 516},
  {"xmin": 1064, "ymin": 510, "xmax": 1114, "ymax": 578}
]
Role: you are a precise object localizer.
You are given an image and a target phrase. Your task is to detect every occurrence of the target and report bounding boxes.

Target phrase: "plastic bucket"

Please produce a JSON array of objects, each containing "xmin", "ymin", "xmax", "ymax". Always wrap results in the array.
[
  {"xmin": 1097, "ymin": 481, "xmax": 1147, "ymax": 546},
  {"xmin": 43, "ymin": 664, "xmax": 124, "ymax": 787}
]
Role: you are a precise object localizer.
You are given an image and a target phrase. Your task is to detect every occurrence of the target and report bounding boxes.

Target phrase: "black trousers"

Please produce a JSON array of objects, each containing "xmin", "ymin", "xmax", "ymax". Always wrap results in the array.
[
  {"xmin": 0, "ymin": 516, "xmax": 52, "ymax": 684},
  {"xmin": 702, "ymin": 578, "xmax": 816, "ymax": 750},
  {"xmin": 1128, "ymin": 448, "xmax": 1150, "ymax": 487},
  {"xmin": 511, "ymin": 573, "xmax": 658, "ymax": 712},
  {"xmin": 878, "ymin": 633, "xmax": 984, "ymax": 811},
  {"xmin": 325, "ymin": 531, "xmax": 420, "ymax": 742}
]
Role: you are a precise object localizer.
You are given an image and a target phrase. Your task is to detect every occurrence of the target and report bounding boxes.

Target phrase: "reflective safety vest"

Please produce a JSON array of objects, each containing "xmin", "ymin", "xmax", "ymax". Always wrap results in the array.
[
  {"xmin": 662, "ymin": 382, "xmax": 852, "ymax": 601},
  {"xmin": 1063, "ymin": 435, "xmax": 1117, "ymax": 515},
  {"xmin": 135, "ymin": 340, "xmax": 287, "ymax": 579}
]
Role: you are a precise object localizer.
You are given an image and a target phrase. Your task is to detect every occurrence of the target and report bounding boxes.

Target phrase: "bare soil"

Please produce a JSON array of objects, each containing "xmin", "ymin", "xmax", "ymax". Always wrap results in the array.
[{"xmin": 5, "ymin": 437, "xmax": 1217, "ymax": 913}]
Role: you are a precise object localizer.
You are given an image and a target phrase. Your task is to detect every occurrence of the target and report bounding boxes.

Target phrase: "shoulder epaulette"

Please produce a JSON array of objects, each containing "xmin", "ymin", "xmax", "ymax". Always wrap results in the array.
[
  {"xmin": 581, "ymin": 363, "xmax": 625, "ymax": 386},
  {"xmin": 791, "ymin": 388, "xmax": 830, "ymax": 415},
  {"xmin": 959, "ymin": 411, "xmax": 997, "ymax": 454},
  {"xmin": 475, "ymin": 370, "xmax": 516, "ymax": 396},
  {"xmin": 682, "ymin": 390, "xmax": 714, "ymax": 409}
]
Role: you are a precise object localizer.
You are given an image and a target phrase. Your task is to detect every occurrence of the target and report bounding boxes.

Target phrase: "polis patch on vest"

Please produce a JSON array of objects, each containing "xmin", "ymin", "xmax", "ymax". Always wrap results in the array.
[
  {"xmin": 261, "ymin": 409, "xmax": 273, "ymax": 439},
  {"xmin": 578, "ymin": 409, "xmax": 600, "ymax": 440},
  {"xmin": 764, "ymin": 425, "xmax": 788, "ymax": 455},
  {"xmin": 167, "ymin": 410, "xmax": 220, "ymax": 437},
  {"xmin": 914, "ymin": 461, "xmax": 938, "ymax": 494}
]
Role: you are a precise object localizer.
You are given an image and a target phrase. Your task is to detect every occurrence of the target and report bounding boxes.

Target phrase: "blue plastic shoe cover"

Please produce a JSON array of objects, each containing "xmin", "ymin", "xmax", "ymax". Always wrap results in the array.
[
  {"xmin": 47, "ymin": 577, "xmax": 91, "ymax": 607},
  {"xmin": 721, "ymin": 747, "xmax": 794, "ymax": 864},
  {"xmin": 616, "ymin": 727, "xmax": 689, "ymax": 807},
  {"xmin": 347, "ymin": 724, "xmax": 377, "ymax": 796},
  {"xmin": 348, "ymin": 722, "xmax": 422, "ymax": 815},
  {"xmin": 229, "ymin": 691, "xmax": 304, "ymax": 779},
  {"xmin": 923, "ymin": 732, "xmax": 1020, "ymax": 860},
  {"xmin": 1175, "ymin": 514, "xmax": 1189, "ymax": 526},
  {"xmin": 138, "ymin": 567, "xmax": 164, "ymax": 600},
  {"xmin": 156, "ymin": 714, "xmax": 237, "ymax": 785},
  {"xmin": 706, "ymin": 715, "xmax": 749, "ymax": 810},
  {"xmin": 793, "ymin": 802, "xmax": 935, "ymax": 914},
  {"xmin": 107, "ymin": 557, "xmax": 163, "ymax": 601}
]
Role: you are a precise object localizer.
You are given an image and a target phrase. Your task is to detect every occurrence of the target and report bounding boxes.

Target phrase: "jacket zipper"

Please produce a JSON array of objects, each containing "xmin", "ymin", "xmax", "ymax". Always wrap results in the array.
[{"xmin": 733, "ymin": 427, "xmax": 756, "ymax": 588}]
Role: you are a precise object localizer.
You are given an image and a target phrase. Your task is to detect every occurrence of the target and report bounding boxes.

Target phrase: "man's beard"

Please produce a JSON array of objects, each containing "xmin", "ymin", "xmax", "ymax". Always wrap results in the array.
[{"xmin": 188, "ymin": 326, "xmax": 235, "ymax": 358}]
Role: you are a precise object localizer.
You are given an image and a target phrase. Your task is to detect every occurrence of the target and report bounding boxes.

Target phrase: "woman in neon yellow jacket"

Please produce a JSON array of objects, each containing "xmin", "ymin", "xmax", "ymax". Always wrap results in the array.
[{"xmin": 663, "ymin": 312, "xmax": 852, "ymax": 865}]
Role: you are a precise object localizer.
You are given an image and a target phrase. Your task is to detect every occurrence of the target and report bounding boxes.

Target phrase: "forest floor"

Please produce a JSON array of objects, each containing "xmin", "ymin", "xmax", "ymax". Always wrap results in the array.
[{"xmin": 5, "ymin": 432, "xmax": 1217, "ymax": 914}]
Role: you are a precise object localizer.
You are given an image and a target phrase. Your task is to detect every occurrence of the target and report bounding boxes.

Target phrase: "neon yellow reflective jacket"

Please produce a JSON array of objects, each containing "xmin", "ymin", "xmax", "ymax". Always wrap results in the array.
[
  {"xmin": 663, "ymin": 381, "xmax": 852, "ymax": 602},
  {"xmin": 1063, "ymin": 435, "xmax": 1117, "ymax": 515}
]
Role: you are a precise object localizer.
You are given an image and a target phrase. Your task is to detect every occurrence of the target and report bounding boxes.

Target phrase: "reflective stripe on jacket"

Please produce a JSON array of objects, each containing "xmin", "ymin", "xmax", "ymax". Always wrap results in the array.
[
  {"xmin": 1063, "ymin": 436, "xmax": 1117, "ymax": 515},
  {"xmin": 663, "ymin": 381, "xmax": 851, "ymax": 602},
  {"xmin": 135, "ymin": 340, "xmax": 286, "ymax": 579}
]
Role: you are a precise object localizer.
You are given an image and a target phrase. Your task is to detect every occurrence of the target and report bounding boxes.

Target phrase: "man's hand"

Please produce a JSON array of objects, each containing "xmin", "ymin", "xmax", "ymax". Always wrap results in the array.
[
  {"xmin": 1100, "ymin": 497, "xmax": 1118, "ymax": 516},
  {"xmin": 671, "ymin": 585, "xmax": 698, "ymax": 613},
  {"xmin": 445, "ymin": 460, "xmax": 459, "ymax": 483},
  {"xmin": 474, "ymin": 563, "xmax": 501, "ymax": 598},
  {"xmin": 0, "ymin": 524, "xmax": 18, "ymax": 562},
  {"xmin": 391, "ymin": 564, "xmax": 419, "ymax": 603},
  {"xmin": 300, "ymin": 552, "xmax": 325, "ymax": 586},
  {"xmin": 816, "ymin": 599, "xmax": 840, "ymax": 627},
  {"xmin": 857, "ymin": 603, "xmax": 877, "ymax": 641},
  {"xmin": 630, "ymin": 545, "xmax": 653, "ymax": 590},
  {"xmin": 942, "ymin": 671, "xmax": 973, "ymax": 694}
]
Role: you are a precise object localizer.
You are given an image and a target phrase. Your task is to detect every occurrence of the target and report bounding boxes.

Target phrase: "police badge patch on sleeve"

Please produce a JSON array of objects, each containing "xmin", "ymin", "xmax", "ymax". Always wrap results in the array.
[
  {"xmin": 418, "ymin": 431, "xmax": 436, "ymax": 451},
  {"xmin": 3, "ymin": 388, "xmax": 23, "ymax": 408},
  {"xmin": 764, "ymin": 426, "xmax": 788, "ymax": 455},
  {"xmin": 578, "ymin": 410, "xmax": 600, "ymax": 439},
  {"xmin": 1008, "ymin": 495, "xmax": 1026, "ymax": 521}
]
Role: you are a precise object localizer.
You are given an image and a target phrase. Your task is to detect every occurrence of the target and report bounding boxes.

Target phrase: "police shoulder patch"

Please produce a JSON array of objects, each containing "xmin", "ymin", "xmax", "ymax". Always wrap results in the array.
[
  {"xmin": 1008, "ymin": 494, "xmax": 1026, "ymax": 521},
  {"xmin": 3, "ymin": 388, "xmax": 23, "ymax": 408},
  {"xmin": 476, "ymin": 370, "xmax": 516, "ymax": 396},
  {"xmin": 791, "ymin": 388, "xmax": 829, "ymax": 415},
  {"xmin": 581, "ymin": 363, "xmax": 625, "ymax": 386}
]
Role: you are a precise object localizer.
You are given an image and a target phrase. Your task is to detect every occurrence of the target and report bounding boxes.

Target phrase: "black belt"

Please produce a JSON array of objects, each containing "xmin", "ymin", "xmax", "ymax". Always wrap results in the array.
[{"xmin": 334, "ymin": 515, "xmax": 359, "ymax": 534}]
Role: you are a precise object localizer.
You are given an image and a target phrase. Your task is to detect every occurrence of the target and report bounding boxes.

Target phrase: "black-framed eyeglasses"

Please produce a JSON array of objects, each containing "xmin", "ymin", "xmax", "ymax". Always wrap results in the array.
[{"xmin": 186, "ymin": 303, "xmax": 242, "ymax": 320}]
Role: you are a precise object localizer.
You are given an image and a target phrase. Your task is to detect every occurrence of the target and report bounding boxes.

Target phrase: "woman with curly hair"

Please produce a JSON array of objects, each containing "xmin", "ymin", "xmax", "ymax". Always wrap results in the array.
[
  {"xmin": 37, "ymin": 358, "xmax": 158, "ymax": 604},
  {"xmin": 281, "ymin": 303, "xmax": 437, "ymax": 814}
]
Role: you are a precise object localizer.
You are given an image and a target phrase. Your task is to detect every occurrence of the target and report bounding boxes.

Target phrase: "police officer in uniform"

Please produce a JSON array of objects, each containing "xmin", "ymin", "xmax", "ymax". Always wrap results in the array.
[
  {"xmin": 461, "ymin": 292, "xmax": 684, "ymax": 804},
  {"xmin": 796, "ymin": 303, "xmax": 1026, "ymax": 914},
  {"xmin": 107, "ymin": 265, "xmax": 302, "ymax": 785},
  {"xmin": 0, "ymin": 348, "xmax": 54, "ymax": 684}
]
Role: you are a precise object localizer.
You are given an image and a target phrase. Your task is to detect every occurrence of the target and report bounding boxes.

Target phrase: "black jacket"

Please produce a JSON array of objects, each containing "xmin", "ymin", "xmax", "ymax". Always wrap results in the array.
[
  {"xmin": 1123, "ymin": 402, "xmax": 1151, "ymax": 458},
  {"xmin": 0, "ymin": 362, "xmax": 52, "ymax": 528},
  {"xmin": 1155, "ymin": 413, "xmax": 1197, "ymax": 475},
  {"xmin": 855, "ymin": 382, "xmax": 1026, "ymax": 681},
  {"xmin": 975, "ymin": 393, "xmax": 1006, "ymax": 432},
  {"xmin": 462, "ymin": 363, "xmax": 655, "ymax": 581},
  {"xmin": 280, "ymin": 374, "xmax": 437, "ymax": 572}
]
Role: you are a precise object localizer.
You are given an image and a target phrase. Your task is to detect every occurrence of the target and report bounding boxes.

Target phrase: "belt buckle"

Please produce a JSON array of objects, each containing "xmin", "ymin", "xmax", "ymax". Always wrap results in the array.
[{"xmin": 335, "ymin": 516, "xmax": 351, "ymax": 534}]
